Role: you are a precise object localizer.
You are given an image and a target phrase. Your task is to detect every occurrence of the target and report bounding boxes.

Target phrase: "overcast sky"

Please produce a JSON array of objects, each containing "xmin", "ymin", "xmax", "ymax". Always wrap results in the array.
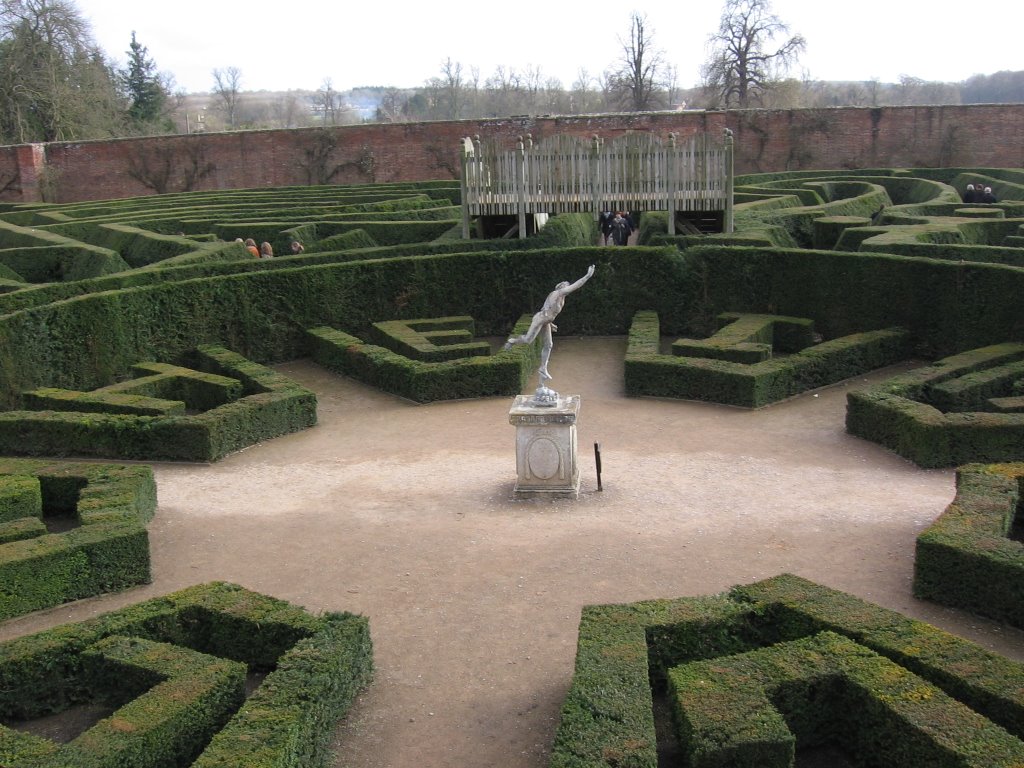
[{"xmin": 74, "ymin": 1, "xmax": 1020, "ymax": 94}]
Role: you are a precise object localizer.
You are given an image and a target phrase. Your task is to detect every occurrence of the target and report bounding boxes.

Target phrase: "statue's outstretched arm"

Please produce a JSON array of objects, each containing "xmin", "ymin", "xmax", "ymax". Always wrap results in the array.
[{"xmin": 561, "ymin": 264, "xmax": 596, "ymax": 295}]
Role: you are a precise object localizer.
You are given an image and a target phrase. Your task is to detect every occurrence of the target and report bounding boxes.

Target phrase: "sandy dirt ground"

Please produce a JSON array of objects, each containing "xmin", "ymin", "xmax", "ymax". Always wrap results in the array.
[{"xmin": 2, "ymin": 337, "xmax": 1023, "ymax": 767}]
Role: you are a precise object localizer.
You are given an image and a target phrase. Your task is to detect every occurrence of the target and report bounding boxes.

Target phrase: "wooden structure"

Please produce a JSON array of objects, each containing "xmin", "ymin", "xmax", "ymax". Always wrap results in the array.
[{"xmin": 459, "ymin": 131, "xmax": 734, "ymax": 239}]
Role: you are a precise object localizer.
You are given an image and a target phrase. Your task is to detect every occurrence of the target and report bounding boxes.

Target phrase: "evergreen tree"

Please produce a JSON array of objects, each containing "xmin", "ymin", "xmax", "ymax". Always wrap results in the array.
[{"xmin": 122, "ymin": 30, "xmax": 168, "ymax": 129}]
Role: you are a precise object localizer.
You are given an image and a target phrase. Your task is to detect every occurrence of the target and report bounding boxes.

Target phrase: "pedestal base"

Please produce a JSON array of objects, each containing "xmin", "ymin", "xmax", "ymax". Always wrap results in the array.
[{"xmin": 508, "ymin": 394, "xmax": 580, "ymax": 499}]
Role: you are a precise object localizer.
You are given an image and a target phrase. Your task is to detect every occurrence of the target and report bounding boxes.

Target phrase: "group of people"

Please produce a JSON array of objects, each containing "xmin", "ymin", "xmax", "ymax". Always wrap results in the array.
[
  {"xmin": 598, "ymin": 210, "xmax": 635, "ymax": 246},
  {"xmin": 235, "ymin": 238, "xmax": 305, "ymax": 258},
  {"xmin": 963, "ymin": 184, "xmax": 998, "ymax": 204}
]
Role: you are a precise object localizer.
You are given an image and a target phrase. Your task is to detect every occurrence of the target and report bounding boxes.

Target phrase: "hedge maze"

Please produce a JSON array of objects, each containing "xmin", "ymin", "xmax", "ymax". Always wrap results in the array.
[
  {"xmin": 552, "ymin": 573, "xmax": 1024, "ymax": 768},
  {"xmin": 306, "ymin": 313, "xmax": 539, "ymax": 403},
  {"xmin": 0, "ymin": 582, "xmax": 373, "ymax": 768},
  {"xmin": 0, "ymin": 168, "xmax": 1022, "ymax": 764},
  {"xmin": 625, "ymin": 310, "xmax": 912, "ymax": 408},
  {"xmin": 914, "ymin": 462, "xmax": 1024, "ymax": 628},
  {"xmin": 847, "ymin": 343, "xmax": 1024, "ymax": 467},
  {"xmin": 0, "ymin": 345, "xmax": 317, "ymax": 462},
  {"xmin": 0, "ymin": 459, "xmax": 156, "ymax": 621}
]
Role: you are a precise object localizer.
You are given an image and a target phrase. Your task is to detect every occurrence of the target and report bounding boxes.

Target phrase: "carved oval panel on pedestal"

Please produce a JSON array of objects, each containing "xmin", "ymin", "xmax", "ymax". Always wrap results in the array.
[{"xmin": 527, "ymin": 437, "xmax": 561, "ymax": 480}]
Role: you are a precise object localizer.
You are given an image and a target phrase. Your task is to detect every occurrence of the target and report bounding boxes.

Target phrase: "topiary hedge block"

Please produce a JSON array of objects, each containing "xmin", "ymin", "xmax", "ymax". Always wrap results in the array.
[
  {"xmin": 369, "ymin": 316, "xmax": 490, "ymax": 362},
  {"xmin": 670, "ymin": 312, "xmax": 815, "ymax": 363},
  {"xmin": 0, "ymin": 459, "xmax": 155, "ymax": 621},
  {"xmin": 846, "ymin": 343, "xmax": 1024, "ymax": 467},
  {"xmin": 914, "ymin": 462, "xmax": 1024, "ymax": 627},
  {"xmin": 0, "ymin": 582, "xmax": 372, "ymax": 768},
  {"xmin": 0, "ymin": 474, "xmax": 41, "ymax": 524},
  {"xmin": 66, "ymin": 635, "xmax": 247, "ymax": 767},
  {"xmin": 626, "ymin": 310, "xmax": 911, "ymax": 408},
  {"xmin": 550, "ymin": 573, "xmax": 1024, "ymax": 768},
  {"xmin": 23, "ymin": 362, "xmax": 243, "ymax": 417},
  {"xmin": 306, "ymin": 315, "xmax": 536, "ymax": 403},
  {"xmin": 22, "ymin": 387, "xmax": 186, "ymax": 416},
  {"xmin": 0, "ymin": 345, "xmax": 317, "ymax": 462},
  {"xmin": 670, "ymin": 630, "xmax": 1024, "ymax": 768}
]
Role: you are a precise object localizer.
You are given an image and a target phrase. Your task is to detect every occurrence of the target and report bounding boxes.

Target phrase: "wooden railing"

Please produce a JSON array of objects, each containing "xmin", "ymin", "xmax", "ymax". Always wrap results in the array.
[{"xmin": 460, "ymin": 131, "xmax": 734, "ymax": 238}]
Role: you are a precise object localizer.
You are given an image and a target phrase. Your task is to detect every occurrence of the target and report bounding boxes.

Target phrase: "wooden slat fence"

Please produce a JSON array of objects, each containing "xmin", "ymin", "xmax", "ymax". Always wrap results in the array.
[{"xmin": 460, "ymin": 131, "xmax": 734, "ymax": 238}]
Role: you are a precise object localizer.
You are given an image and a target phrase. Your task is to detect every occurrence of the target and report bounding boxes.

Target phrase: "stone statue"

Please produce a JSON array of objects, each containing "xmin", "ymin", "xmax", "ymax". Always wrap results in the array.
[{"xmin": 504, "ymin": 265, "xmax": 595, "ymax": 401}]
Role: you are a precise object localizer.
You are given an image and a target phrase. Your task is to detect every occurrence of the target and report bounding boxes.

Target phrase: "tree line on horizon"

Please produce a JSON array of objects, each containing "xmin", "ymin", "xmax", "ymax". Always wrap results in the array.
[{"xmin": 1, "ymin": 0, "xmax": 1022, "ymax": 145}]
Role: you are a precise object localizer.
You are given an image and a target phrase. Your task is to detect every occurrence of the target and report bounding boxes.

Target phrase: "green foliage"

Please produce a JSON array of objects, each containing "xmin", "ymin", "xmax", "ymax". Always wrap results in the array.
[
  {"xmin": 625, "ymin": 310, "xmax": 911, "ymax": 407},
  {"xmin": 0, "ymin": 1, "xmax": 126, "ymax": 144},
  {"xmin": 0, "ymin": 474, "xmax": 40, "ymax": 524},
  {"xmin": 670, "ymin": 631, "xmax": 1024, "ymax": 767},
  {"xmin": 0, "ymin": 345, "xmax": 317, "ymax": 462},
  {"xmin": 0, "ymin": 459, "xmax": 155, "ymax": 621},
  {"xmin": 306, "ymin": 319, "xmax": 531, "ymax": 403},
  {"xmin": 67, "ymin": 635, "xmax": 247, "ymax": 767},
  {"xmin": 0, "ymin": 582, "xmax": 372, "ymax": 768},
  {"xmin": 369, "ymin": 315, "xmax": 491, "ymax": 361},
  {"xmin": 121, "ymin": 32, "xmax": 170, "ymax": 131},
  {"xmin": 551, "ymin": 573, "xmax": 1024, "ymax": 767},
  {"xmin": 846, "ymin": 344, "xmax": 1024, "ymax": 467},
  {"xmin": 914, "ymin": 463, "xmax": 1024, "ymax": 626}
]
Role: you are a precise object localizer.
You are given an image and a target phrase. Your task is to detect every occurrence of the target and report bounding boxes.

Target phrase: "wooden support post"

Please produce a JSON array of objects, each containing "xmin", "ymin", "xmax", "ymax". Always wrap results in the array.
[
  {"xmin": 724, "ymin": 129, "xmax": 735, "ymax": 234},
  {"xmin": 517, "ymin": 135, "xmax": 527, "ymax": 239},
  {"xmin": 667, "ymin": 132, "xmax": 677, "ymax": 236},
  {"xmin": 459, "ymin": 137, "xmax": 472, "ymax": 240}
]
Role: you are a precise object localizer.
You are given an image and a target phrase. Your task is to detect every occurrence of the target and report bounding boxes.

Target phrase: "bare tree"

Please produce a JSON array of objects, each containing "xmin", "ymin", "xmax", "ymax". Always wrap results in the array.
[
  {"xmin": 374, "ymin": 87, "xmax": 407, "ymax": 123},
  {"xmin": 271, "ymin": 90, "xmax": 305, "ymax": 129},
  {"xmin": 211, "ymin": 66, "xmax": 242, "ymax": 128},
  {"xmin": 701, "ymin": 0, "xmax": 805, "ymax": 108},
  {"xmin": 604, "ymin": 12, "xmax": 668, "ymax": 112},
  {"xmin": 438, "ymin": 57, "xmax": 464, "ymax": 119},
  {"xmin": 314, "ymin": 77, "xmax": 339, "ymax": 124},
  {"xmin": 570, "ymin": 69, "xmax": 595, "ymax": 114},
  {"xmin": 0, "ymin": 0, "xmax": 124, "ymax": 142}
]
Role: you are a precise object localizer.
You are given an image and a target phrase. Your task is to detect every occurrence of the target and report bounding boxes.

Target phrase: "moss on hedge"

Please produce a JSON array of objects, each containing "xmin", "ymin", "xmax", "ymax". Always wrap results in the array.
[
  {"xmin": 0, "ymin": 582, "xmax": 373, "ymax": 768},
  {"xmin": 0, "ymin": 459, "xmax": 155, "ymax": 621},
  {"xmin": 306, "ymin": 315, "xmax": 534, "ymax": 403},
  {"xmin": 551, "ymin": 573, "xmax": 1024, "ymax": 767},
  {"xmin": 0, "ymin": 345, "xmax": 317, "ymax": 462},
  {"xmin": 846, "ymin": 344, "xmax": 1024, "ymax": 467},
  {"xmin": 625, "ymin": 310, "xmax": 911, "ymax": 407},
  {"xmin": 914, "ymin": 462, "xmax": 1024, "ymax": 627}
]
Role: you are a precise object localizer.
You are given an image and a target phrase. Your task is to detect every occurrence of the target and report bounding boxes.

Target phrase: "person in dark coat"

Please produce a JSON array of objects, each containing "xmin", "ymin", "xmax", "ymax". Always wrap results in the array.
[
  {"xmin": 962, "ymin": 184, "xmax": 977, "ymax": 203},
  {"xmin": 611, "ymin": 213, "xmax": 630, "ymax": 246},
  {"xmin": 981, "ymin": 186, "xmax": 998, "ymax": 204},
  {"xmin": 598, "ymin": 211, "xmax": 614, "ymax": 245}
]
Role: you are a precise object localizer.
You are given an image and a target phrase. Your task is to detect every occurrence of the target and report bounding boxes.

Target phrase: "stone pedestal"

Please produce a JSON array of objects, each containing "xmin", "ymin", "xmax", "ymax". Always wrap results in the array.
[{"xmin": 508, "ymin": 394, "xmax": 580, "ymax": 499}]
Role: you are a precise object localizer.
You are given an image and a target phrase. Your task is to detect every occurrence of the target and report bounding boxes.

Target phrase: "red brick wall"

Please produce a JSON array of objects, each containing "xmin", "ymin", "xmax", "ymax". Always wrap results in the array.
[{"xmin": 3, "ymin": 104, "xmax": 1022, "ymax": 204}]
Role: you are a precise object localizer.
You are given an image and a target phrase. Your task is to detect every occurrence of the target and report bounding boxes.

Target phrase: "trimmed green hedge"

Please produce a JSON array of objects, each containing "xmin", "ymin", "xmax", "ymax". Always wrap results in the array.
[
  {"xmin": 0, "ymin": 459, "xmax": 155, "ymax": 621},
  {"xmin": 846, "ymin": 343, "xmax": 1024, "ymax": 467},
  {"xmin": 0, "ymin": 173, "xmax": 1020, "ymax": 418},
  {"xmin": 0, "ymin": 474, "xmax": 40, "ymax": 525},
  {"xmin": 670, "ymin": 630, "xmax": 1024, "ymax": 767},
  {"xmin": 733, "ymin": 180, "xmax": 892, "ymax": 247},
  {"xmin": 66, "ymin": 635, "xmax": 248, "ymax": 768},
  {"xmin": 0, "ymin": 221, "xmax": 130, "ymax": 282},
  {"xmin": 551, "ymin": 573, "xmax": 1024, "ymax": 768},
  {"xmin": 306, "ymin": 315, "xmax": 536, "ymax": 403},
  {"xmin": 625, "ymin": 310, "xmax": 911, "ymax": 407},
  {"xmin": 0, "ymin": 582, "xmax": 373, "ymax": 768},
  {"xmin": 914, "ymin": 463, "xmax": 1024, "ymax": 627},
  {"xmin": 670, "ymin": 311, "xmax": 816, "ymax": 362},
  {"xmin": 0, "ymin": 345, "xmax": 317, "ymax": 462},
  {"xmin": 369, "ymin": 316, "xmax": 490, "ymax": 362}
]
